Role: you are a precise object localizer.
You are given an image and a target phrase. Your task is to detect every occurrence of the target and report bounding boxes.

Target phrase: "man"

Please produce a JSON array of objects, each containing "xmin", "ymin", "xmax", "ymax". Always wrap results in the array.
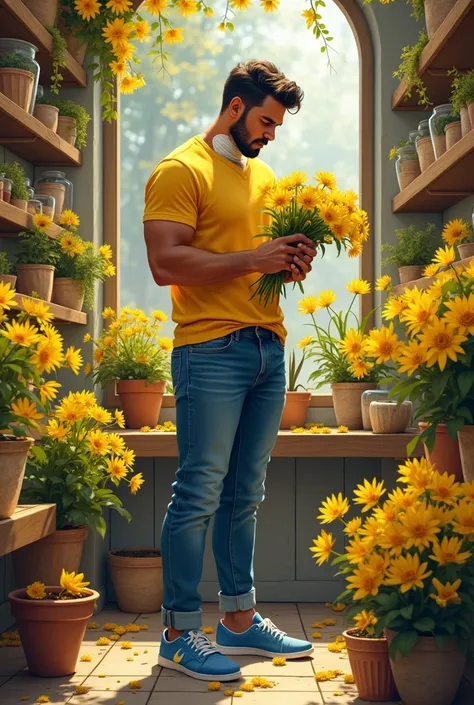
[{"xmin": 144, "ymin": 60, "xmax": 317, "ymax": 682}]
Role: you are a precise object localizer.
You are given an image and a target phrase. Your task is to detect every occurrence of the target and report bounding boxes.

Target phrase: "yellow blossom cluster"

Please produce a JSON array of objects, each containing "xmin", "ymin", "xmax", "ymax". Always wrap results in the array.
[{"xmin": 290, "ymin": 424, "xmax": 349, "ymax": 435}]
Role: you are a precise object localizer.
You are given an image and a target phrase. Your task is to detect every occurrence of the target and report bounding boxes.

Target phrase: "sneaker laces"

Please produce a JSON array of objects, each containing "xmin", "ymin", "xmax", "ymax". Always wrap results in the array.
[
  {"xmin": 257, "ymin": 618, "xmax": 287, "ymax": 641},
  {"xmin": 185, "ymin": 630, "xmax": 219, "ymax": 657}
]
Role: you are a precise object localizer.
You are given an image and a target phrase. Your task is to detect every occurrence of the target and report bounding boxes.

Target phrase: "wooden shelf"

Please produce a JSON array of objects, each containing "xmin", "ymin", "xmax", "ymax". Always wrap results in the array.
[
  {"xmin": 392, "ymin": 0, "xmax": 474, "ymax": 110},
  {"xmin": 392, "ymin": 255, "xmax": 473, "ymax": 295},
  {"xmin": 0, "ymin": 93, "xmax": 81, "ymax": 166},
  {"xmin": 0, "ymin": 200, "xmax": 62, "ymax": 237},
  {"xmin": 0, "ymin": 0, "xmax": 86, "ymax": 88},
  {"xmin": 116, "ymin": 429, "xmax": 423, "ymax": 459},
  {"xmin": 0, "ymin": 504, "xmax": 56, "ymax": 557},
  {"xmin": 392, "ymin": 129, "xmax": 474, "ymax": 212},
  {"xmin": 11, "ymin": 293, "xmax": 87, "ymax": 325}
]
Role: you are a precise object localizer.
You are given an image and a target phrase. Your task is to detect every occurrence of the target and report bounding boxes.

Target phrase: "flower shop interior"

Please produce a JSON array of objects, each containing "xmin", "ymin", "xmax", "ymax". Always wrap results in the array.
[{"xmin": 2, "ymin": 0, "xmax": 474, "ymax": 704}]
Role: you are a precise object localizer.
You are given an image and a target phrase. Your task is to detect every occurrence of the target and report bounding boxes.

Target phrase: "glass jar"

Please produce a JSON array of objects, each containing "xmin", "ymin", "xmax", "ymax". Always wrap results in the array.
[
  {"xmin": 27, "ymin": 199, "xmax": 43, "ymax": 216},
  {"xmin": 361, "ymin": 389, "xmax": 390, "ymax": 431},
  {"xmin": 395, "ymin": 143, "xmax": 421, "ymax": 191},
  {"xmin": 34, "ymin": 193, "xmax": 55, "ymax": 220},
  {"xmin": 429, "ymin": 103, "xmax": 453, "ymax": 159},
  {"xmin": 3, "ymin": 178, "xmax": 12, "ymax": 203},
  {"xmin": 416, "ymin": 119, "xmax": 431, "ymax": 142},
  {"xmin": 0, "ymin": 39, "xmax": 40, "ymax": 114},
  {"xmin": 23, "ymin": 177, "xmax": 34, "ymax": 200},
  {"xmin": 34, "ymin": 171, "xmax": 73, "ymax": 223},
  {"xmin": 408, "ymin": 129, "xmax": 419, "ymax": 144}
]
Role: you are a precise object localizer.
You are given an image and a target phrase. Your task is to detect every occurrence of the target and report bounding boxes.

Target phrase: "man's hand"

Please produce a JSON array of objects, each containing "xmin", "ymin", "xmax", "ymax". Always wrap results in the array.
[
  {"xmin": 252, "ymin": 233, "xmax": 316, "ymax": 275},
  {"xmin": 283, "ymin": 241, "xmax": 317, "ymax": 283}
]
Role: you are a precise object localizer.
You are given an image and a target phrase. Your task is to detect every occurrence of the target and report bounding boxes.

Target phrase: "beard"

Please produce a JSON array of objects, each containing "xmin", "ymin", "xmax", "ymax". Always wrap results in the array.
[{"xmin": 229, "ymin": 108, "xmax": 268, "ymax": 159}]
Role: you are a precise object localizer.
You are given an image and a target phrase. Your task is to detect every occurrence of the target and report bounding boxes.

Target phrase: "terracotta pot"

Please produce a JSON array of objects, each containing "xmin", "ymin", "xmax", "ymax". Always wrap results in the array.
[
  {"xmin": 66, "ymin": 35, "xmax": 87, "ymax": 65},
  {"xmin": 458, "ymin": 242, "xmax": 474, "ymax": 260},
  {"xmin": 117, "ymin": 379, "xmax": 166, "ymax": 429},
  {"xmin": 460, "ymin": 105, "xmax": 472, "ymax": 137},
  {"xmin": 369, "ymin": 400, "xmax": 412, "ymax": 434},
  {"xmin": 33, "ymin": 104, "xmax": 59, "ymax": 132},
  {"xmin": 433, "ymin": 133, "xmax": 447, "ymax": 159},
  {"xmin": 386, "ymin": 629, "xmax": 465, "ymax": 705},
  {"xmin": 9, "ymin": 587, "xmax": 99, "ymax": 677},
  {"xmin": 416, "ymin": 136, "xmax": 435, "ymax": 172},
  {"xmin": 16, "ymin": 264, "xmax": 55, "ymax": 302},
  {"xmin": 331, "ymin": 382, "xmax": 377, "ymax": 430},
  {"xmin": 398, "ymin": 265, "xmax": 424, "ymax": 284},
  {"xmin": 108, "ymin": 548, "xmax": 163, "ymax": 613},
  {"xmin": 445, "ymin": 121, "xmax": 462, "ymax": 150},
  {"xmin": 398, "ymin": 158, "xmax": 420, "ymax": 190},
  {"xmin": 0, "ymin": 274, "xmax": 17, "ymax": 288},
  {"xmin": 23, "ymin": 0, "xmax": 59, "ymax": 27},
  {"xmin": 0, "ymin": 68, "xmax": 34, "ymax": 111},
  {"xmin": 52, "ymin": 278, "xmax": 84, "ymax": 311},
  {"xmin": 13, "ymin": 526, "xmax": 88, "ymax": 588},
  {"xmin": 10, "ymin": 199, "xmax": 28, "ymax": 211},
  {"xmin": 57, "ymin": 116, "xmax": 77, "ymax": 146},
  {"xmin": 344, "ymin": 630, "xmax": 398, "ymax": 702},
  {"xmin": 458, "ymin": 426, "xmax": 474, "ymax": 482},
  {"xmin": 280, "ymin": 391, "xmax": 311, "ymax": 429},
  {"xmin": 418, "ymin": 422, "xmax": 463, "ymax": 481},
  {"xmin": 35, "ymin": 182, "xmax": 65, "ymax": 223},
  {"xmin": 0, "ymin": 438, "xmax": 33, "ymax": 520},
  {"xmin": 468, "ymin": 103, "xmax": 474, "ymax": 135},
  {"xmin": 424, "ymin": 0, "xmax": 458, "ymax": 38}
]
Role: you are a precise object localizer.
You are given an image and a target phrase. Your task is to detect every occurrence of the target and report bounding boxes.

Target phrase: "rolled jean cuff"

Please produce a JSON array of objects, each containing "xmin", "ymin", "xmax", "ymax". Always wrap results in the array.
[
  {"xmin": 161, "ymin": 606, "xmax": 202, "ymax": 631},
  {"xmin": 218, "ymin": 588, "xmax": 256, "ymax": 613}
]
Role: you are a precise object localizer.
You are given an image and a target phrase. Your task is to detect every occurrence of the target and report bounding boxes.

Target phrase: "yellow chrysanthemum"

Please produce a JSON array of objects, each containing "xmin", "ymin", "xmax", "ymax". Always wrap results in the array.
[
  {"xmin": 315, "ymin": 171, "xmax": 337, "ymax": 190},
  {"xmin": 364, "ymin": 323, "xmax": 402, "ymax": 364},
  {"xmin": 398, "ymin": 457, "xmax": 434, "ymax": 492},
  {"xmin": 143, "ymin": 0, "xmax": 168, "ymax": 14},
  {"xmin": 430, "ymin": 578, "xmax": 462, "ymax": 608},
  {"xmin": 59, "ymin": 210, "xmax": 80, "ymax": 229},
  {"xmin": 354, "ymin": 610, "xmax": 377, "ymax": 632},
  {"xmin": 433, "ymin": 245, "xmax": 456, "ymax": 268},
  {"xmin": 346, "ymin": 278, "xmax": 371, "ymax": 295},
  {"xmin": 452, "ymin": 499, "xmax": 474, "ymax": 535},
  {"xmin": 102, "ymin": 17, "xmax": 132, "ymax": 49},
  {"xmin": 346, "ymin": 565, "xmax": 382, "ymax": 600},
  {"xmin": 348, "ymin": 358, "xmax": 373, "ymax": 379},
  {"xmin": 260, "ymin": 0, "xmax": 279, "ymax": 11},
  {"xmin": 297, "ymin": 186, "xmax": 319, "ymax": 209},
  {"xmin": 400, "ymin": 293, "xmax": 438, "ymax": 335},
  {"xmin": 385, "ymin": 553, "xmax": 432, "ymax": 593},
  {"xmin": 298, "ymin": 295, "xmax": 318, "ymax": 315},
  {"xmin": 26, "ymin": 581, "xmax": 46, "ymax": 600},
  {"xmin": 107, "ymin": 433, "xmax": 126, "ymax": 456},
  {"xmin": 0, "ymin": 281, "xmax": 16, "ymax": 310},
  {"xmin": 115, "ymin": 409, "xmax": 126, "ymax": 429},
  {"xmin": 400, "ymin": 503, "xmax": 440, "ymax": 549},
  {"xmin": 1, "ymin": 319, "xmax": 40, "ymax": 347},
  {"xmin": 60, "ymin": 569, "xmax": 90, "ymax": 596},
  {"xmin": 177, "ymin": 0, "xmax": 198, "ymax": 15},
  {"xmin": 396, "ymin": 340, "xmax": 427, "ymax": 376},
  {"xmin": 133, "ymin": 19, "xmax": 150, "ymax": 41},
  {"xmin": 442, "ymin": 218, "xmax": 471, "ymax": 246},
  {"xmin": 87, "ymin": 429, "xmax": 110, "ymax": 456},
  {"xmin": 345, "ymin": 536, "xmax": 372, "ymax": 564},
  {"xmin": 343, "ymin": 517, "xmax": 361, "ymax": 536},
  {"xmin": 318, "ymin": 203, "xmax": 342, "ymax": 228},
  {"xmin": 427, "ymin": 471, "xmax": 462, "ymax": 505},
  {"xmin": 302, "ymin": 8, "xmax": 316, "ymax": 28},
  {"xmin": 318, "ymin": 493, "xmax": 350, "ymax": 524},
  {"xmin": 423, "ymin": 263, "xmax": 440, "ymax": 278},
  {"xmin": 10, "ymin": 398, "xmax": 43, "ymax": 428},
  {"xmin": 120, "ymin": 75, "xmax": 141, "ymax": 94},
  {"xmin": 418, "ymin": 318, "xmax": 467, "ymax": 371},
  {"xmin": 309, "ymin": 530, "xmax": 335, "ymax": 566},
  {"xmin": 430, "ymin": 536, "xmax": 472, "ymax": 566},
  {"xmin": 378, "ymin": 522, "xmax": 407, "ymax": 556},
  {"xmin": 46, "ymin": 419, "xmax": 69, "ymax": 441},
  {"xmin": 297, "ymin": 335, "xmax": 312, "ymax": 349},
  {"xmin": 375, "ymin": 275, "xmax": 392, "ymax": 291},
  {"xmin": 353, "ymin": 478, "xmax": 386, "ymax": 512},
  {"xmin": 39, "ymin": 380, "xmax": 61, "ymax": 404},
  {"xmin": 268, "ymin": 188, "xmax": 292, "ymax": 210},
  {"xmin": 340, "ymin": 329, "xmax": 365, "ymax": 359},
  {"xmin": 74, "ymin": 0, "xmax": 101, "ymax": 20},
  {"xmin": 32, "ymin": 213, "xmax": 53, "ymax": 231},
  {"xmin": 163, "ymin": 27, "xmax": 184, "ymax": 44},
  {"xmin": 106, "ymin": 0, "xmax": 133, "ymax": 12},
  {"xmin": 316, "ymin": 290, "xmax": 336, "ymax": 309},
  {"xmin": 382, "ymin": 296, "xmax": 405, "ymax": 321},
  {"xmin": 107, "ymin": 457, "xmax": 128, "ymax": 480},
  {"xmin": 443, "ymin": 294, "xmax": 474, "ymax": 335}
]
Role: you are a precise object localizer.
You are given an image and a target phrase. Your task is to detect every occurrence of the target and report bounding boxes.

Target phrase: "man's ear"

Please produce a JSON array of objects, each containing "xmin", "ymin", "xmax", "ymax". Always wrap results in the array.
[{"xmin": 228, "ymin": 97, "xmax": 245, "ymax": 120}]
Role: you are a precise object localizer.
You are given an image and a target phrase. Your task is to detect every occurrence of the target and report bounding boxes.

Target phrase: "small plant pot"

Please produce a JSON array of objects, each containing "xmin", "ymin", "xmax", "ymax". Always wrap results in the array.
[
  {"xmin": 445, "ymin": 121, "xmax": 462, "ymax": 150},
  {"xmin": 331, "ymin": 382, "xmax": 377, "ymax": 430},
  {"xmin": 344, "ymin": 630, "xmax": 398, "ymax": 702},
  {"xmin": 16, "ymin": 264, "xmax": 55, "ymax": 302},
  {"xmin": 419, "ymin": 421, "xmax": 463, "ymax": 481},
  {"xmin": 57, "ymin": 116, "xmax": 77, "ymax": 146},
  {"xmin": 369, "ymin": 400, "xmax": 412, "ymax": 434},
  {"xmin": 397, "ymin": 158, "xmax": 420, "ymax": 190},
  {"xmin": 66, "ymin": 35, "xmax": 87, "ymax": 65},
  {"xmin": 280, "ymin": 391, "xmax": 311, "ymax": 429},
  {"xmin": 458, "ymin": 425, "xmax": 474, "ymax": 483},
  {"xmin": 416, "ymin": 136, "xmax": 435, "ymax": 172},
  {"xmin": 0, "ymin": 274, "xmax": 17, "ymax": 288},
  {"xmin": 35, "ymin": 181, "xmax": 66, "ymax": 223},
  {"xmin": 0, "ymin": 438, "xmax": 34, "ymax": 520},
  {"xmin": 10, "ymin": 199, "xmax": 28, "ymax": 212},
  {"xmin": 52, "ymin": 278, "xmax": 84, "ymax": 311},
  {"xmin": 432, "ymin": 133, "xmax": 447, "ymax": 159},
  {"xmin": 33, "ymin": 103, "xmax": 59, "ymax": 132},
  {"xmin": 23, "ymin": 0, "xmax": 59, "ymax": 26},
  {"xmin": 460, "ymin": 105, "xmax": 472, "ymax": 137},
  {"xmin": 457, "ymin": 242, "xmax": 474, "ymax": 260},
  {"xmin": 424, "ymin": 0, "xmax": 458, "ymax": 38},
  {"xmin": 117, "ymin": 379, "xmax": 166, "ymax": 429},
  {"xmin": 108, "ymin": 548, "xmax": 163, "ymax": 613},
  {"xmin": 0, "ymin": 68, "xmax": 34, "ymax": 111},
  {"xmin": 398, "ymin": 265, "xmax": 424, "ymax": 284},
  {"xmin": 9, "ymin": 586, "xmax": 99, "ymax": 677}
]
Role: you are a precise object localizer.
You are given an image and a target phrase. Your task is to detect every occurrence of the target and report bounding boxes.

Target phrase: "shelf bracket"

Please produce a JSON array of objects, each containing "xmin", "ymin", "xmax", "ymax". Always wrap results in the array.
[{"xmin": 426, "ymin": 189, "xmax": 474, "ymax": 196}]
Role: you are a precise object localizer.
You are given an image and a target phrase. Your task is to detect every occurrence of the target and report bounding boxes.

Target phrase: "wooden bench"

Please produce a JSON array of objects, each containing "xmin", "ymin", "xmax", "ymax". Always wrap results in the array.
[{"xmin": 0, "ymin": 504, "xmax": 56, "ymax": 557}]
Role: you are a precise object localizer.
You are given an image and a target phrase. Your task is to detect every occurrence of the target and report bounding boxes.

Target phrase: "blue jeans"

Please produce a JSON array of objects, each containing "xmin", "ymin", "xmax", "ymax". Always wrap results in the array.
[{"xmin": 161, "ymin": 326, "xmax": 286, "ymax": 630}]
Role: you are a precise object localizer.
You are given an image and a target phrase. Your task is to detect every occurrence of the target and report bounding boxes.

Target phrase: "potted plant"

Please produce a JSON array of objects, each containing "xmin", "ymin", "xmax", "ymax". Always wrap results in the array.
[
  {"xmin": 0, "ymin": 52, "xmax": 36, "ymax": 112},
  {"xmin": 450, "ymin": 69, "xmax": 474, "ymax": 137},
  {"xmin": 1, "ymin": 161, "xmax": 30, "ymax": 211},
  {"xmin": 23, "ymin": 0, "xmax": 59, "ymax": 28},
  {"xmin": 381, "ymin": 223, "xmax": 439, "ymax": 284},
  {"xmin": 392, "ymin": 30, "xmax": 430, "ymax": 107},
  {"xmin": 85, "ymin": 306, "xmax": 172, "ymax": 429},
  {"xmin": 311, "ymin": 458, "xmax": 473, "ymax": 705},
  {"xmin": 108, "ymin": 547, "xmax": 162, "ymax": 614},
  {"xmin": 52, "ymin": 211, "xmax": 115, "ymax": 310},
  {"xmin": 280, "ymin": 340, "xmax": 311, "ymax": 429},
  {"xmin": 444, "ymin": 112, "xmax": 462, "ymax": 150},
  {"xmin": 9, "ymin": 569, "xmax": 99, "ymax": 677},
  {"xmin": 45, "ymin": 25, "xmax": 67, "ymax": 95},
  {"xmin": 0, "ymin": 251, "xmax": 16, "ymax": 287},
  {"xmin": 55, "ymin": 99, "xmax": 91, "ymax": 148},
  {"xmin": 15, "ymin": 213, "xmax": 59, "ymax": 301},
  {"xmin": 441, "ymin": 217, "xmax": 474, "ymax": 260},
  {"xmin": 299, "ymin": 281, "xmax": 391, "ymax": 429},
  {"xmin": 369, "ymin": 399, "xmax": 413, "ymax": 434},
  {"xmin": 33, "ymin": 93, "xmax": 59, "ymax": 132},
  {"xmin": 429, "ymin": 104, "xmax": 454, "ymax": 159},
  {"xmin": 14, "ymin": 390, "xmax": 141, "ymax": 587}
]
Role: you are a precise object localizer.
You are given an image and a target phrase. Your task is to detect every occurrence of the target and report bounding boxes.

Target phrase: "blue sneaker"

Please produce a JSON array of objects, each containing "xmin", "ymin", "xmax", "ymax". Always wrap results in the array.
[
  {"xmin": 158, "ymin": 629, "xmax": 242, "ymax": 681},
  {"xmin": 216, "ymin": 613, "xmax": 313, "ymax": 659}
]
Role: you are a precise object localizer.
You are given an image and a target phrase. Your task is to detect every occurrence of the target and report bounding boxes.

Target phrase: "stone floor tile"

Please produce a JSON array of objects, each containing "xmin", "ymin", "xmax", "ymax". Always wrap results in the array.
[
  {"xmin": 321, "ymin": 693, "xmax": 399, "ymax": 705},
  {"xmin": 0, "ymin": 647, "xmax": 27, "ymax": 676},
  {"xmin": 227, "ymin": 692, "xmax": 323, "ymax": 704},
  {"xmin": 153, "ymin": 673, "xmax": 241, "ymax": 692},
  {"xmin": 90, "ymin": 644, "xmax": 160, "ymax": 677},
  {"xmin": 81, "ymin": 674, "xmax": 159, "ymax": 691},
  {"xmin": 68, "ymin": 692, "xmax": 149, "ymax": 704},
  {"xmin": 0, "ymin": 673, "xmax": 83, "ymax": 704},
  {"xmin": 235, "ymin": 655, "xmax": 316, "ymax": 677},
  {"xmin": 148, "ymin": 692, "xmax": 235, "ymax": 704}
]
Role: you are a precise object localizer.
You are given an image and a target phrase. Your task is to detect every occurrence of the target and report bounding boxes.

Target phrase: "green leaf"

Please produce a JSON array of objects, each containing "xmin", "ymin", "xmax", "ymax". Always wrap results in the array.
[
  {"xmin": 389, "ymin": 630, "xmax": 418, "ymax": 659},
  {"xmin": 414, "ymin": 617, "xmax": 435, "ymax": 632},
  {"xmin": 447, "ymin": 416, "xmax": 465, "ymax": 438},
  {"xmin": 457, "ymin": 370, "xmax": 474, "ymax": 397},
  {"xmin": 374, "ymin": 593, "xmax": 398, "ymax": 608},
  {"xmin": 29, "ymin": 445, "xmax": 47, "ymax": 463},
  {"xmin": 435, "ymin": 634, "xmax": 448, "ymax": 649},
  {"xmin": 400, "ymin": 605, "xmax": 414, "ymax": 619}
]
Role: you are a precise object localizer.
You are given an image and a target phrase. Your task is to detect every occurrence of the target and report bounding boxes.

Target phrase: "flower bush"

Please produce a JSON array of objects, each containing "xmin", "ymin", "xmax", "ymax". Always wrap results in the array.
[
  {"xmin": 0, "ymin": 284, "xmax": 81, "ymax": 440},
  {"xmin": 252, "ymin": 171, "xmax": 368, "ymax": 305},
  {"xmin": 21, "ymin": 390, "xmax": 143, "ymax": 536},
  {"xmin": 85, "ymin": 306, "xmax": 172, "ymax": 387},
  {"xmin": 310, "ymin": 457, "xmax": 474, "ymax": 657},
  {"xmin": 441, "ymin": 218, "xmax": 473, "ymax": 247},
  {"xmin": 26, "ymin": 570, "xmax": 91, "ymax": 600},
  {"xmin": 16, "ymin": 214, "xmax": 60, "ymax": 267}
]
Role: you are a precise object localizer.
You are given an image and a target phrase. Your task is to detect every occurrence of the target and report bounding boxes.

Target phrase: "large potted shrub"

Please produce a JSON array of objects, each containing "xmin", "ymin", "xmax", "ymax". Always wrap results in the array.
[
  {"xmin": 52, "ymin": 210, "xmax": 115, "ymax": 310},
  {"xmin": 86, "ymin": 306, "xmax": 172, "ymax": 429},
  {"xmin": 1, "ymin": 161, "xmax": 30, "ymax": 212},
  {"xmin": 311, "ymin": 458, "xmax": 474, "ymax": 705},
  {"xmin": 280, "ymin": 341, "xmax": 311, "ymax": 429},
  {"xmin": 0, "ymin": 251, "xmax": 16, "ymax": 288},
  {"xmin": 14, "ymin": 391, "xmax": 142, "ymax": 587},
  {"xmin": 381, "ymin": 223, "xmax": 440, "ymax": 284},
  {"xmin": 441, "ymin": 217, "xmax": 474, "ymax": 261},
  {"xmin": 9, "ymin": 569, "xmax": 99, "ymax": 677},
  {"xmin": 0, "ymin": 52, "xmax": 36, "ymax": 111},
  {"xmin": 15, "ymin": 214, "xmax": 59, "ymax": 301}
]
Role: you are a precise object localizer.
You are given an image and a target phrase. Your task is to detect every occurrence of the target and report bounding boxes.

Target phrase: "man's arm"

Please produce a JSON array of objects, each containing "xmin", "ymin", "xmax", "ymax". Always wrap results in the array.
[{"xmin": 144, "ymin": 220, "xmax": 316, "ymax": 287}]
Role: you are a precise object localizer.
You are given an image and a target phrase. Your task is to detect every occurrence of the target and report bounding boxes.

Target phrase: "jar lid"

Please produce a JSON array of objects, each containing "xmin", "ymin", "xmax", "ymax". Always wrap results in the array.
[
  {"xmin": 0, "ymin": 38, "xmax": 38, "ymax": 54},
  {"xmin": 34, "ymin": 193, "xmax": 55, "ymax": 203},
  {"xmin": 433, "ymin": 103, "xmax": 453, "ymax": 111},
  {"xmin": 38, "ymin": 170, "xmax": 66, "ymax": 178}
]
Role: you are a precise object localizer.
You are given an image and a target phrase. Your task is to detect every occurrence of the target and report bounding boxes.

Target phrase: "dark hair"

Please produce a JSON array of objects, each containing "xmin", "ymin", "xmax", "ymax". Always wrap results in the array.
[{"xmin": 221, "ymin": 60, "xmax": 304, "ymax": 114}]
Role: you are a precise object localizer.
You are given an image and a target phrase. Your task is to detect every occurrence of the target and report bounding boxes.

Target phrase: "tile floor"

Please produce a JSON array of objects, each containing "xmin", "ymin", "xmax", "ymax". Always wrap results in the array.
[{"xmin": 0, "ymin": 603, "xmax": 472, "ymax": 704}]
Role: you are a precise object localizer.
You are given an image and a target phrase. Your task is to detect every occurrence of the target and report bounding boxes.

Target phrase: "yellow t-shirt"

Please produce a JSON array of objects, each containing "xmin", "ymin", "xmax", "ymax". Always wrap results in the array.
[{"xmin": 143, "ymin": 136, "xmax": 286, "ymax": 347}]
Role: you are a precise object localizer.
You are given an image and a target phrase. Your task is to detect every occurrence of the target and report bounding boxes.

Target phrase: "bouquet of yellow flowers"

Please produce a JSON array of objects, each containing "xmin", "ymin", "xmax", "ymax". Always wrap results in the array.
[
  {"xmin": 311, "ymin": 457, "xmax": 474, "ymax": 658},
  {"xmin": 21, "ymin": 390, "xmax": 143, "ymax": 536},
  {"xmin": 85, "ymin": 305, "xmax": 172, "ymax": 387}
]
